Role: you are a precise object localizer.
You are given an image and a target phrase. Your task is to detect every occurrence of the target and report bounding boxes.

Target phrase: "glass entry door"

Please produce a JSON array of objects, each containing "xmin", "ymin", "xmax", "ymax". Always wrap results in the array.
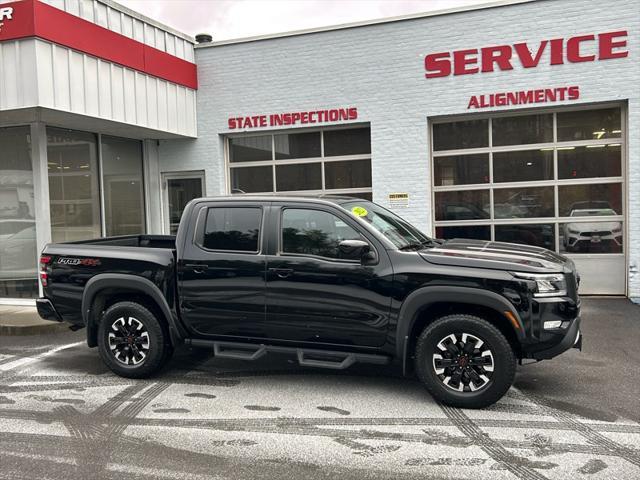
[{"xmin": 162, "ymin": 172, "xmax": 204, "ymax": 235}]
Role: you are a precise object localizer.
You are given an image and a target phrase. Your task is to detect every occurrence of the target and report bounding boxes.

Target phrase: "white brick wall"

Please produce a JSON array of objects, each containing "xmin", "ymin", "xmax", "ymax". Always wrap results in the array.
[{"xmin": 158, "ymin": 0, "xmax": 640, "ymax": 297}]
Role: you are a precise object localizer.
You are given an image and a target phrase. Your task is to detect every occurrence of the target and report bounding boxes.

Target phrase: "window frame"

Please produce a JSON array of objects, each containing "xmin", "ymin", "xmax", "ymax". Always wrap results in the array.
[
  {"xmin": 194, "ymin": 204, "xmax": 265, "ymax": 255},
  {"xmin": 429, "ymin": 103, "xmax": 626, "ymax": 256},
  {"xmin": 277, "ymin": 205, "xmax": 372, "ymax": 264},
  {"xmin": 225, "ymin": 124, "xmax": 373, "ymax": 198}
]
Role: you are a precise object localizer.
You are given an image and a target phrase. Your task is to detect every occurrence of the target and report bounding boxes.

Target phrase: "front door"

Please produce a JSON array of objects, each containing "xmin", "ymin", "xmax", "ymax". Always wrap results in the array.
[
  {"xmin": 178, "ymin": 202, "xmax": 268, "ymax": 338},
  {"xmin": 162, "ymin": 171, "xmax": 204, "ymax": 235},
  {"xmin": 265, "ymin": 203, "xmax": 393, "ymax": 347}
]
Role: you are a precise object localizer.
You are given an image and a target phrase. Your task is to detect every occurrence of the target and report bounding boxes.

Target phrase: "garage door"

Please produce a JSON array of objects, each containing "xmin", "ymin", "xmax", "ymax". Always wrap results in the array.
[{"xmin": 430, "ymin": 104, "xmax": 625, "ymax": 295}]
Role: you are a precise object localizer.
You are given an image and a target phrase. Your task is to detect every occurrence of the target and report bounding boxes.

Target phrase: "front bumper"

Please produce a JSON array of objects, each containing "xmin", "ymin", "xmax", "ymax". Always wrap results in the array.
[
  {"xmin": 36, "ymin": 298, "xmax": 62, "ymax": 322},
  {"xmin": 526, "ymin": 315, "xmax": 582, "ymax": 360}
]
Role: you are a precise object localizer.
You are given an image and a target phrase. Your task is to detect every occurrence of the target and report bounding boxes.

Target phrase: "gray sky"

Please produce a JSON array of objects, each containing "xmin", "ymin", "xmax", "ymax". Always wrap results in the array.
[{"xmin": 117, "ymin": 0, "xmax": 490, "ymax": 41}]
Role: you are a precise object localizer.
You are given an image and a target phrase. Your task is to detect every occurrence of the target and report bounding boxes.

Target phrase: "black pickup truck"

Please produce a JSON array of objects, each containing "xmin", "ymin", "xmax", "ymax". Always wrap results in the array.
[{"xmin": 37, "ymin": 195, "xmax": 581, "ymax": 408}]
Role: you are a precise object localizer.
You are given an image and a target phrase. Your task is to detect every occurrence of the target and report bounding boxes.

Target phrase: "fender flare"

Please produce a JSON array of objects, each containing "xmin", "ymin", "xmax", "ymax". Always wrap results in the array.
[
  {"xmin": 82, "ymin": 273, "xmax": 184, "ymax": 347},
  {"xmin": 395, "ymin": 286, "xmax": 525, "ymax": 360}
]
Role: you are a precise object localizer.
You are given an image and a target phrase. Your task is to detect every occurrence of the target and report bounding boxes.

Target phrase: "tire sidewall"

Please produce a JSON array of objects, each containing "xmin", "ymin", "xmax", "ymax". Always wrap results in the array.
[
  {"xmin": 416, "ymin": 315, "xmax": 516, "ymax": 408},
  {"xmin": 97, "ymin": 301, "xmax": 167, "ymax": 378}
]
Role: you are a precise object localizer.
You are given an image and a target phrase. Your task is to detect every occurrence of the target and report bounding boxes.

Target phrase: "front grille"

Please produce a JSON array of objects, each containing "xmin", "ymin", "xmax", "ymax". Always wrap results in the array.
[{"xmin": 580, "ymin": 231, "xmax": 612, "ymax": 237}]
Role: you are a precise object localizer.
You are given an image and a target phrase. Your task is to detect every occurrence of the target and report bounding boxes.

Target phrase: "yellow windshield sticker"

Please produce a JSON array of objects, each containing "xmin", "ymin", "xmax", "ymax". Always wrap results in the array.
[{"xmin": 351, "ymin": 206, "xmax": 368, "ymax": 217}]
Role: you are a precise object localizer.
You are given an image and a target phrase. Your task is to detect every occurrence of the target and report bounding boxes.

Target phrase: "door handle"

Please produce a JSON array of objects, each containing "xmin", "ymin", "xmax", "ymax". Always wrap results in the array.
[
  {"xmin": 186, "ymin": 264, "xmax": 209, "ymax": 274},
  {"xmin": 269, "ymin": 267, "xmax": 293, "ymax": 279}
]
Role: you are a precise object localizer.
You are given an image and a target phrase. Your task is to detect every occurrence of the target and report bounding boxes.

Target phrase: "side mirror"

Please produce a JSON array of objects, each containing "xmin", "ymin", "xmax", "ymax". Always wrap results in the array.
[{"xmin": 339, "ymin": 239, "xmax": 374, "ymax": 262}]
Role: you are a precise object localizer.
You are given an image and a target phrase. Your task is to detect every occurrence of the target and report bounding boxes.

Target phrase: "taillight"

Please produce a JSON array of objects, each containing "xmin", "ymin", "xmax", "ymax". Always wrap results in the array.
[{"xmin": 39, "ymin": 255, "xmax": 51, "ymax": 287}]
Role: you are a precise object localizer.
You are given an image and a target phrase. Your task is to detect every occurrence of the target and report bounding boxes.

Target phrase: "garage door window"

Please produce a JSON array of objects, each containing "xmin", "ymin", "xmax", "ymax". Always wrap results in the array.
[
  {"xmin": 228, "ymin": 127, "xmax": 372, "ymax": 200},
  {"xmin": 431, "ymin": 106, "xmax": 624, "ymax": 255}
]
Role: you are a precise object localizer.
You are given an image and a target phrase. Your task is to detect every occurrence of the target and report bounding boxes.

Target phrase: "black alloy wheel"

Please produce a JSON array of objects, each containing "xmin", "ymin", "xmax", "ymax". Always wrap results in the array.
[
  {"xmin": 98, "ymin": 301, "xmax": 172, "ymax": 378},
  {"xmin": 415, "ymin": 314, "xmax": 516, "ymax": 408}
]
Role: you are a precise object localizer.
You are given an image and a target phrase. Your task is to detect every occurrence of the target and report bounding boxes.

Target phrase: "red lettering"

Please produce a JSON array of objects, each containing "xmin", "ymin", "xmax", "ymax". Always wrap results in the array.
[
  {"xmin": 495, "ymin": 92, "xmax": 507, "ymax": 106},
  {"xmin": 453, "ymin": 49, "xmax": 479, "ymax": 75},
  {"xmin": 467, "ymin": 96, "xmax": 480, "ymax": 109},
  {"xmin": 301, "ymin": 112, "xmax": 309, "ymax": 123},
  {"xmin": 348, "ymin": 107, "xmax": 358, "ymax": 120},
  {"xmin": 425, "ymin": 52, "xmax": 451, "ymax": 78},
  {"xmin": 549, "ymin": 38, "xmax": 564, "ymax": 65},
  {"xmin": 228, "ymin": 118, "xmax": 237, "ymax": 129},
  {"xmin": 513, "ymin": 41, "xmax": 547, "ymax": 68},
  {"xmin": 568, "ymin": 85, "xmax": 580, "ymax": 100},
  {"xmin": 567, "ymin": 35, "xmax": 595, "ymax": 62},
  {"xmin": 544, "ymin": 88, "xmax": 557, "ymax": 102},
  {"xmin": 481, "ymin": 45, "xmax": 513, "ymax": 72},
  {"xmin": 599, "ymin": 30, "xmax": 628, "ymax": 59}
]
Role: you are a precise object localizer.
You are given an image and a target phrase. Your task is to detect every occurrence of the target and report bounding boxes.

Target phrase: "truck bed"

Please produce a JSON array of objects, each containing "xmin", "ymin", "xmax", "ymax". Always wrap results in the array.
[{"xmin": 41, "ymin": 235, "xmax": 178, "ymax": 325}]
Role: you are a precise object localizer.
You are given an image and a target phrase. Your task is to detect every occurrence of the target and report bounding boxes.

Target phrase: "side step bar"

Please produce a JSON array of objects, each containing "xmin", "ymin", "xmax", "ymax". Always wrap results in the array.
[{"xmin": 186, "ymin": 339, "xmax": 390, "ymax": 370}]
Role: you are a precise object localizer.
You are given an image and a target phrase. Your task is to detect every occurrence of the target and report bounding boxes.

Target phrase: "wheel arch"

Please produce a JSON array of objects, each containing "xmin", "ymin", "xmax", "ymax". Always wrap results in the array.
[
  {"xmin": 82, "ymin": 274, "xmax": 184, "ymax": 348},
  {"xmin": 396, "ymin": 286, "xmax": 525, "ymax": 375}
]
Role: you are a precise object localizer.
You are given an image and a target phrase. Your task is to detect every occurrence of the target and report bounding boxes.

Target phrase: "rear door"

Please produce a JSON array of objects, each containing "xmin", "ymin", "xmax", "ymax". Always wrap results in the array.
[
  {"xmin": 178, "ymin": 201, "xmax": 268, "ymax": 338},
  {"xmin": 264, "ymin": 202, "xmax": 393, "ymax": 347}
]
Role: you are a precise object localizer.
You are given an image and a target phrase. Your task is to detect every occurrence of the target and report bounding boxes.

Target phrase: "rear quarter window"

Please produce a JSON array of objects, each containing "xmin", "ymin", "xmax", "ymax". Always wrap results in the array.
[{"xmin": 198, "ymin": 207, "xmax": 262, "ymax": 252}]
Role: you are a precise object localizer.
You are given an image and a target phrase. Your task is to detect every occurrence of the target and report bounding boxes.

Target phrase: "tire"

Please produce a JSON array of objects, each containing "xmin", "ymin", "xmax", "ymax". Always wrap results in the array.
[
  {"xmin": 97, "ymin": 301, "xmax": 172, "ymax": 378},
  {"xmin": 415, "ymin": 314, "xmax": 516, "ymax": 408}
]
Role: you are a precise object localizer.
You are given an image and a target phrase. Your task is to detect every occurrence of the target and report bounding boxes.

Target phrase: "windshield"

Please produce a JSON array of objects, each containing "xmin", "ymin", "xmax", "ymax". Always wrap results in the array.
[{"xmin": 341, "ymin": 200, "xmax": 433, "ymax": 249}]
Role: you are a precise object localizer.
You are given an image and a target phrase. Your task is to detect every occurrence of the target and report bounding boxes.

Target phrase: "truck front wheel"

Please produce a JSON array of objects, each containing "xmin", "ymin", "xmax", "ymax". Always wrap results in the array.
[
  {"xmin": 415, "ymin": 314, "xmax": 516, "ymax": 408},
  {"xmin": 97, "ymin": 301, "xmax": 172, "ymax": 378}
]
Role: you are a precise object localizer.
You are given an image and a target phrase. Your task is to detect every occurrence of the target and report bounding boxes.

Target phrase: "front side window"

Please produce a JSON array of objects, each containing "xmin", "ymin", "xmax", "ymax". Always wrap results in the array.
[
  {"xmin": 201, "ymin": 207, "xmax": 261, "ymax": 252},
  {"xmin": 281, "ymin": 208, "xmax": 361, "ymax": 259}
]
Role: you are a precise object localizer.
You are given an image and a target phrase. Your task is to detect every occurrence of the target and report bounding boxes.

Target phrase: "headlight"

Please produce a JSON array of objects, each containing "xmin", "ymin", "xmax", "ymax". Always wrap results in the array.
[
  {"xmin": 513, "ymin": 272, "xmax": 567, "ymax": 297},
  {"xmin": 567, "ymin": 227, "xmax": 580, "ymax": 234},
  {"xmin": 612, "ymin": 225, "xmax": 622, "ymax": 233}
]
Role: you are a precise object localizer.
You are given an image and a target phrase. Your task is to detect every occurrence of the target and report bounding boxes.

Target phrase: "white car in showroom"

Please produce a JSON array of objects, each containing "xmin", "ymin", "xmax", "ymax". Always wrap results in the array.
[{"xmin": 563, "ymin": 208, "xmax": 622, "ymax": 253}]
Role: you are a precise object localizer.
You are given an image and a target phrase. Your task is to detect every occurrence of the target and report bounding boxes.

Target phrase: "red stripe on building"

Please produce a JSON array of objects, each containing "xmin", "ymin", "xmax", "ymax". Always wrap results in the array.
[{"xmin": 0, "ymin": 0, "xmax": 197, "ymax": 89}]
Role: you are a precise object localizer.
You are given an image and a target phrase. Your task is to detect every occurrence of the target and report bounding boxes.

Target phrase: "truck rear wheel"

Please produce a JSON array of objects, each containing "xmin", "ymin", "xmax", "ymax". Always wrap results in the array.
[
  {"xmin": 415, "ymin": 314, "xmax": 516, "ymax": 408},
  {"xmin": 97, "ymin": 301, "xmax": 172, "ymax": 378}
]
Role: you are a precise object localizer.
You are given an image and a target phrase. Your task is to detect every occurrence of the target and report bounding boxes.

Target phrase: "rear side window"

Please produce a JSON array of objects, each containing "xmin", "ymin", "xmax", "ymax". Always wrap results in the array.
[
  {"xmin": 281, "ymin": 208, "xmax": 361, "ymax": 259},
  {"xmin": 201, "ymin": 207, "xmax": 262, "ymax": 252}
]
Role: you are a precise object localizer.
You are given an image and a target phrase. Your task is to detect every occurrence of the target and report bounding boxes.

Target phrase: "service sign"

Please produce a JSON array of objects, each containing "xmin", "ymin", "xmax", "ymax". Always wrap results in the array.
[
  {"xmin": 422, "ymin": 30, "xmax": 629, "ymax": 110},
  {"xmin": 424, "ymin": 30, "xmax": 628, "ymax": 78}
]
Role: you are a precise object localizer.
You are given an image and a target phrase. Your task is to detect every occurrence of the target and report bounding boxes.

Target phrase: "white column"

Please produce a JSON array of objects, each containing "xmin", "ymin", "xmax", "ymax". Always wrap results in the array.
[
  {"xmin": 143, "ymin": 139, "xmax": 163, "ymax": 234},
  {"xmin": 30, "ymin": 122, "xmax": 51, "ymax": 297}
]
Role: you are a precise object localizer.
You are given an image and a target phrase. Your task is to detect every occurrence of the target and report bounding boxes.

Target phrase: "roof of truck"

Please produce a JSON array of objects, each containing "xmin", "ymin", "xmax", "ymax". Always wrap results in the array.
[{"xmin": 195, "ymin": 194, "xmax": 368, "ymax": 204}]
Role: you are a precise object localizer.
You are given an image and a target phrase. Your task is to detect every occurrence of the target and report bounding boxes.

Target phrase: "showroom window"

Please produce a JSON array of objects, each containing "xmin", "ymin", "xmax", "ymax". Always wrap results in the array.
[
  {"xmin": 0, "ymin": 127, "xmax": 38, "ymax": 298},
  {"xmin": 227, "ymin": 126, "xmax": 372, "ymax": 200},
  {"xmin": 47, "ymin": 128, "xmax": 146, "ymax": 242},
  {"xmin": 431, "ymin": 106, "xmax": 624, "ymax": 254}
]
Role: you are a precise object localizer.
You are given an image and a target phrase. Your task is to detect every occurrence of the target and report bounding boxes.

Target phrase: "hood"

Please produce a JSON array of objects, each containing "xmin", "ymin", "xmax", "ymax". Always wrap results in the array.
[
  {"xmin": 566, "ymin": 221, "xmax": 621, "ymax": 232},
  {"xmin": 420, "ymin": 238, "xmax": 574, "ymax": 274}
]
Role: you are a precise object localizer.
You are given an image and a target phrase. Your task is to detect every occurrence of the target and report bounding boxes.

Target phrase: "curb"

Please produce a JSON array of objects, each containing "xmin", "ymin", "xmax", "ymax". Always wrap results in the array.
[{"xmin": 0, "ymin": 321, "xmax": 70, "ymax": 336}]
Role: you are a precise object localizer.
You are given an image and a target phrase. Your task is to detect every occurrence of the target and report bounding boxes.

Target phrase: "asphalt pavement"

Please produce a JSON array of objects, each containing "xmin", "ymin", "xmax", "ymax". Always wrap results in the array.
[{"xmin": 0, "ymin": 298, "xmax": 638, "ymax": 479}]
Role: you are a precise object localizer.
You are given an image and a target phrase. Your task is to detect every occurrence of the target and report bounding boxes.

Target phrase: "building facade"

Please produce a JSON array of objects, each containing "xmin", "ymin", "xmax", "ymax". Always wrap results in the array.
[{"xmin": 1, "ymin": 0, "xmax": 639, "ymax": 302}]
